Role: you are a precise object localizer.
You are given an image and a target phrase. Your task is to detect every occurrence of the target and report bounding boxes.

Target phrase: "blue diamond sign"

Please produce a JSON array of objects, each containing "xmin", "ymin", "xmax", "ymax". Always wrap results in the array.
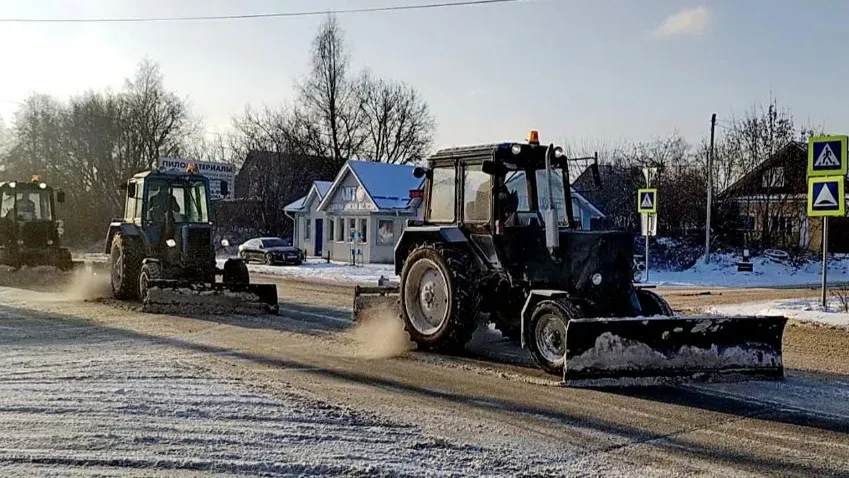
[
  {"xmin": 808, "ymin": 135, "xmax": 848, "ymax": 177},
  {"xmin": 808, "ymin": 176, "xmax": 845, "ymax": 217}
]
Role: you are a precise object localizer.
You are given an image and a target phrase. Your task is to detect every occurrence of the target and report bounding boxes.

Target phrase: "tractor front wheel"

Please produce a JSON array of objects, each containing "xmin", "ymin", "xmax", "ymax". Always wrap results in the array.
[
  {"xmin": 399, "ymin": 245, "xmax": 479, "ymax": 353},
  {"xmin": 223, "ymin": 258, "xmax": 250, "ymax": 285},
  {"xmin": 110, "ymin": 232, "xmax": 142, "ymax": 300},
  {"xmin": 138, "ymin": 261, "xmax": 162, "ymax": 302},
  {"xmin": 636, "ymin": 289, "xmax": 674, "ymax": 317},
  {"xmin": 526, "ymin": 299, "xmax": 581, "ymax": 375}
]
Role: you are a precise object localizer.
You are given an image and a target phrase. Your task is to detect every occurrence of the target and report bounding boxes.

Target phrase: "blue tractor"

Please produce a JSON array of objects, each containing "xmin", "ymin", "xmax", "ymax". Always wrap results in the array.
[{"xmin": 105, "ymin": 164, "xmax": 278, "ymax": 314}]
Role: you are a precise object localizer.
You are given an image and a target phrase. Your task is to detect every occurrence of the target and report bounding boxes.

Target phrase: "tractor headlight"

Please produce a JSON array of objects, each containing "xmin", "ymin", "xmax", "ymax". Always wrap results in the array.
[
  {"xmin": 57, "ymin": 227, "xmax": 64, "ymax": 236},
  {"xmin": 47, "ymin": 240, "xmax": 53, "ymax": 245},
  {"xmin": 8, "ymin": 182, "xmax": 15, "ymax": 188},
  {"xmin": 591, "ymin": 273, "xmax": 603, "ymax": 286},
  {"xmin": 39, "ymin": 182, "xmax": 47, "ymax": 189},
  {"xmin": 220, "ymin": 239, "xmax": 230, "ymax": 247},
  {"xmin": 166, "ymin": 239, "xmax": 177, "ymax": 248},
  {"xmin": 511, "ymin": 144, "xmax": 522, "ymax": 155},
  {"xmin": 633, "ymin": 270, "xmax": 642, "ymax": 283}
]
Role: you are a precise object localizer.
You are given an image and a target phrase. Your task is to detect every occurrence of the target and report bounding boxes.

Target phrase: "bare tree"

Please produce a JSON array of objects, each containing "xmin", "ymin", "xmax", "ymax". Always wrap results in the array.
[
  {"xmin": 356, "ymin": 71, "xmax": 434, "ymax": 164},
  {"xmin": 298, "ymin": 15, "xmax": 364, "ymax": 168}
]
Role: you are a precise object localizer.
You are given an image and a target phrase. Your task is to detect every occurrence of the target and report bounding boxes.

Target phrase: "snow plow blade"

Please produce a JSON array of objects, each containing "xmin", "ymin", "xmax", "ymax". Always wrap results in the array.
[
  {"xmin": 353, "ymin": 285, "xmax": 400, "ymax": 323},
  {"xmin": 143, "ymin": 280, "xmax": 279, "ymax": 316},
  {"xmin": 563, "ymin": 315, "xmax": 787, "ymax": 386}
]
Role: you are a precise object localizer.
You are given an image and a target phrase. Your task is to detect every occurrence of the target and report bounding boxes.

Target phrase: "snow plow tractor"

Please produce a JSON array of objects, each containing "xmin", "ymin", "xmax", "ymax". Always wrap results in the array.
[
  {"xmin": 105, "ymin": 164, "xmax": 279, "ymax": 315},
  {"xmin": 0, "ymin": 176, "xmax": 75, "ymax": 271},
  {"xmin": 353, "ymin": 131, "xmax": 787, "ymax": 385}
]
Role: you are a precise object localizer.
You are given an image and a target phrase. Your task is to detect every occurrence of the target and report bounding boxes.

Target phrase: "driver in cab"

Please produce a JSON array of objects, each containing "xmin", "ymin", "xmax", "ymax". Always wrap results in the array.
[
  {"xmin": 147, "ymin": 183, "xmax": 180, "ymax": 223},
  {"xmin": 16, "ymin": 194, "xmax": 37, "ymax": 221}
]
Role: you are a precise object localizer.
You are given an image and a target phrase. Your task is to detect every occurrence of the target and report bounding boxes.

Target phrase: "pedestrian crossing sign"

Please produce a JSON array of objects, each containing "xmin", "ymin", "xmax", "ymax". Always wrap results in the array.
[
  {"xmin": 808, "ymin": 135, "xmax": 848, "ymax": 177},
  {"xmin": 637, "ymin": 188, "xmax": 657, "ymax": 214},
  {"xmin": 807, "ymin": 176, "xmax": 845, "ymax": 217}
]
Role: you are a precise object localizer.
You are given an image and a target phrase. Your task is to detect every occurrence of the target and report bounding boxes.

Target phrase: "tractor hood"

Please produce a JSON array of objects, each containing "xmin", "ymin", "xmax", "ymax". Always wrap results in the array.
[{"xmin": 522, "ymin": 229, "xmax": 635, "ymax": 305}]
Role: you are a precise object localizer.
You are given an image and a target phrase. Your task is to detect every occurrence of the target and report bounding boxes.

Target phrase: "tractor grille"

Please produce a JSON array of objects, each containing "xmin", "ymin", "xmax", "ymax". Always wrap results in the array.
[
  {"xmin": 20, "ymin": 221, "xmax": 54, "ymax": 248},
  {"xmin": 182, "ymin": 227, "xmax": 212, "ymax": 268}
]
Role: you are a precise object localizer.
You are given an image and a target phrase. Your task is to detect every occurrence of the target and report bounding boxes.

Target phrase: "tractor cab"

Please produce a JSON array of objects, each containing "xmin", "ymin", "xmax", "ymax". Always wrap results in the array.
[
  {"xmin": 117, "ymin": 163, "xmax": 230, "ymax": 275},
  {"xmin": 0, "ymin": 176, "xmax": 71, "ymax": 269}
]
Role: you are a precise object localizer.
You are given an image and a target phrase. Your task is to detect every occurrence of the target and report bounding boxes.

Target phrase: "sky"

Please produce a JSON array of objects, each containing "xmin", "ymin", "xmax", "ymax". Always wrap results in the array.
[{"xmin": 0, "ymin": 0, "xmax": 845, "ymax": 153}]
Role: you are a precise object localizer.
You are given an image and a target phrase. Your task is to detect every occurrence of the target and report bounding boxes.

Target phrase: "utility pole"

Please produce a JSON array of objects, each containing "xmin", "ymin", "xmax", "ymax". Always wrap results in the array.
[{"xmin": 705, "ymin": 113, "xmax": 716, "ymax": 263}]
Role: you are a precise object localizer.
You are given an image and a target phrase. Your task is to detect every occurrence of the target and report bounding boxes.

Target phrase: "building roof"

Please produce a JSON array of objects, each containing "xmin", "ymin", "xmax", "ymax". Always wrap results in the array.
[
  {"xmin": 314, "ymin": 160, "xmax": 424, "ymax": 213},
  {"xmin": 284, "ymin": 180, "xmax": 334, "ymax": 213},
  {"xmin": 346, "ymin": 160, "xmax": 424, "ymax": 210}
]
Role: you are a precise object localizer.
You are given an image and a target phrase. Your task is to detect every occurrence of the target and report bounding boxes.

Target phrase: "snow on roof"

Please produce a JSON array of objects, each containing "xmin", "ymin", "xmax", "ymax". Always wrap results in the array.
[
  {"xmin": 347, "ymin": 160, "xmax": 424, "ymax": 210},
  {"xmin": 284, "ymin": 180, "xmax": 335, "ymax": 213}
]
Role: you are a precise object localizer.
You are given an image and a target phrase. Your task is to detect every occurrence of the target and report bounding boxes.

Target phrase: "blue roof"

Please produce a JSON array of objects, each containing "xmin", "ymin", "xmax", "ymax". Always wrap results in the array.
[
  {"xmin": 283, "ymin": 196, "xmax": 305, "ymax": 212},
  {"xmin": 347, "ymin": 160, "xmax": 424, "ymax": 210},
  {"xmin": 314, "ymin": 181, "xmax": 332, "ymax": 198}
]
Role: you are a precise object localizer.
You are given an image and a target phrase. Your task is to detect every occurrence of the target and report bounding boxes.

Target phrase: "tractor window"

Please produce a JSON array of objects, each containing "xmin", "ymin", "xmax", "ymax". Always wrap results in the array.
[
  {"xmin": 428, "ymin": 167, "xmax": 455, "ymax": 222},
  {"xmin": 464, "ymin": 165, "xmax": 491, "ymax": 223},
  {"xmin": 186, "ymin": 181, "xmax": 209, "ymax": 223},
  {"xmin": 15, "ymin": 191, "xmax": 52, "ymax": 221},
  {"xmin": 1, "ymin": 190, "xmax": 13, "ymax": 219}
]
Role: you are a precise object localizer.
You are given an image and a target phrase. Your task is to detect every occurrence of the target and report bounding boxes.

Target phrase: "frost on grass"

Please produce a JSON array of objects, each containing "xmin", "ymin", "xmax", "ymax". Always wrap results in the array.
[{"xmin": 0, "ymin": 311, "xmax": 624, "ymax": 477}]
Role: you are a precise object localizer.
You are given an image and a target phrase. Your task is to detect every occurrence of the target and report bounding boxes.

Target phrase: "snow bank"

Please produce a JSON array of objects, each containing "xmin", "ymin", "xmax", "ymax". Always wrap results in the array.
[
  {"xmin": 220, "ymin": 258, "xmax": 396, "ymax": 286},
  {"xmin": 706, "ymin": 298, "xmax": 849, "ymax": 330},
  {"xmin": 650, "ymin": 253, "xmax": 849, "ymax": 287}
]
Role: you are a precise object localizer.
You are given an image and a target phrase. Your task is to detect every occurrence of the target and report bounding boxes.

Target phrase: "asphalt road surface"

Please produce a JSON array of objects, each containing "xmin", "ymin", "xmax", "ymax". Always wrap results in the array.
[{"xmin": 0, "ymin": 272, "xmax": 846, "ymax": 476}]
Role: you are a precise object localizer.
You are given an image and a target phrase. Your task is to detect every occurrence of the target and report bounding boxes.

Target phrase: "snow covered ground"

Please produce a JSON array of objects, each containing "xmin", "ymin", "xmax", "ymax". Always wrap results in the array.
[
  {"xmin": 706, "ymin": 298, "xmax": 849, "ymax": 330},
  {"xmin": 0, "ymin": 287, "xmax": 610, "ymax": 477},
  {"xmin": 219, "ymin": 258, "xmax": 395, "ymax": 286},
  {"xmin": 649, "ymin": 253, "xmax": 849, "ymax": 288}
]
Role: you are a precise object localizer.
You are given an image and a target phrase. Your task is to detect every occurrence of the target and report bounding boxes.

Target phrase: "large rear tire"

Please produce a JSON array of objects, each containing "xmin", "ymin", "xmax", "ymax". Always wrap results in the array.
[
  {"xmin": 636, "ymin": 289, "xmax": 674, "ymax": 317},
  {"xmin": 110, "ymin": 232, "xmax": 142, "ymax": 300},
  {"xmin": 399, "ymin": 244, "xmax": 480, "ymax": 353},
  {"xmin": 526, "ymin": 299, "xmax": 581, "ymax": 375}
]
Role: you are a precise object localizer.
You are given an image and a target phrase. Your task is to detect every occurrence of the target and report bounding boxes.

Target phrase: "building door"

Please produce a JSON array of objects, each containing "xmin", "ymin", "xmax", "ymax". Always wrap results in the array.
[{"xmin": 314, "ymin": 218, "xmax": 324, "ymax": 256}]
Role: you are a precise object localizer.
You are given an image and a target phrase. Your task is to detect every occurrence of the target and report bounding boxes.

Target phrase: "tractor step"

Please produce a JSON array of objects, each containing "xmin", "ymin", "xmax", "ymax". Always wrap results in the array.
[
  {"xmin": 562, "ymin": 315, "xmax": 786, "ymax": 386},
  {"xmin": 143, "ymin": 279, "xmax": 279, "ymax": 316}
]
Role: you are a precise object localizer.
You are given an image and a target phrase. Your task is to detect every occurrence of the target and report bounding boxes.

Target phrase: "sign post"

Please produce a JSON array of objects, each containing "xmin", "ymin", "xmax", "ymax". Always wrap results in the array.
[
  {"xmin": 807, "ymin": 135, "xmax": 848, "ymax": 310},
  {"xmin": 637, "ymin": 186, "xmax": 658, "ymax": 283}
]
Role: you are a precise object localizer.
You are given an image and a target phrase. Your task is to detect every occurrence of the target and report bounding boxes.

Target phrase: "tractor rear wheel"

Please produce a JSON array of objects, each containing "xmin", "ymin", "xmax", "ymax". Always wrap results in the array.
[
  {"xmin": 636, "ymin": 289, "xmax": 674, "ymax": 317},
  {"xmin": 138, "ymin": 262, "xmax": 162, "ymax": 302},
  {"xmin": 526, "ymin": 299, "xmax": 581, "ymax": 375},
  {"xmin": 110, "ymin": 232, "xmax": 142, "ymax": 300},
  {"xmin": 399, "ymin": 244, "xmax": 480, "ymax": 353}
]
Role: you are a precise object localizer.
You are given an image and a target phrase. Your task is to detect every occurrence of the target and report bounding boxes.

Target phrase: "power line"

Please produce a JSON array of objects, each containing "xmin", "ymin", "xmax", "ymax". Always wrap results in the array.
[{"xmin": 0, "ymin": 0, "xmax": 532, "ymax": 24}]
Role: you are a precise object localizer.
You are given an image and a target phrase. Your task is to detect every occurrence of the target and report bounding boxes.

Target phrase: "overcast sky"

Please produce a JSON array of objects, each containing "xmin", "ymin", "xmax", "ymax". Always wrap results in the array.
[{"xmin": 0, "ymin": 0, "xmax": 845, "ymax": 151}]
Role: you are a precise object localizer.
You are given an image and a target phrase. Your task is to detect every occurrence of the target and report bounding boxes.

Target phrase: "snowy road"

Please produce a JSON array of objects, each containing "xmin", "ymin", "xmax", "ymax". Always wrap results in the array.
[{"xmin": 0, "ymin": 274, "xmax": 848, "ymax": 476}]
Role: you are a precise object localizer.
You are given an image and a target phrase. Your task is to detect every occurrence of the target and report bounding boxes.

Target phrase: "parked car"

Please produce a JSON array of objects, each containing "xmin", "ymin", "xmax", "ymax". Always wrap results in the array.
[{"xmin": 238, "ymin": 237, "xmax": 304, "ymax": 265}]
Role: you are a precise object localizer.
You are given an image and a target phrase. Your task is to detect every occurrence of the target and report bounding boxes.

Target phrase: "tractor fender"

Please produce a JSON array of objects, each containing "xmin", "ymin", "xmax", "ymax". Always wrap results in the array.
[
  {"xmin": 520, "ymin": 289, "xmax": 570, "ymax": 349},
  {"xmin": 141, "ymin": 258, "xmax": 161, "ymax": 266},
  {"xmin": 393, "ymin": 226, "xmax": 469, "ymax": 276},
  {"xmin": 104, "ymin": 222, "xmax": 142, "ymax": 254}
]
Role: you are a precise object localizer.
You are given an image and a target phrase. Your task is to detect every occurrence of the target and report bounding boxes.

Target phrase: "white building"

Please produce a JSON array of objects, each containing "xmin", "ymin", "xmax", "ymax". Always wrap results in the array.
[{"xmin": 284, "ymin": 160, "xmax": 424, "ymax": 264}]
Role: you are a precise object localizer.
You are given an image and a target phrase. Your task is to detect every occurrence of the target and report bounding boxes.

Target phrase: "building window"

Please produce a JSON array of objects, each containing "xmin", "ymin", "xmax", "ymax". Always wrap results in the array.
[
  {"xmin": 771, "ymin": 215, "xmax": 793, "ymax": 237},
  {"xmin": 327, "ymin": 218, "xmax": 335, "ymax": 242},
  {"xmin": 360, "ymin": 218, "xmax": 368, "ymax": 242},
  {"xmin": 428, "ymin": 167, "xmax": 456, "ymax": 222},
  {"xmin": 762, "ymin": 167, "xmax": 785, "ymax": 188},
  {"xmin": 463, "ymin": 164, "xmax": 492, "ymax": 223},
  {"xmin": 348, "ymin": 218, "xmax": 357, "ymax": 242},
  {"xmin": 304, "ymin": 218, "xmax": 311, "ymax": 240},
  {"xmin": 377, "ymin": 220, "xmax": 395, "ymax": 245},
  {"xmin": 336, "ymin": 217, "xmax": 345, "ymax": 242},
  {"xmin": 739, "ymin": 215, "xmax": 755, "ymax": 231}
]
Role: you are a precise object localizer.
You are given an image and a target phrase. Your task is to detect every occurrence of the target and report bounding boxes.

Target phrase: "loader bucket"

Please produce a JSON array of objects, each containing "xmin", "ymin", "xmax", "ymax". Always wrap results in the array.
[
  {"xmin": 563, "ymin": 315, "xmax": 786, "ymax": 386},
  {"xmin": 143, "ymin": 279, "xmax": 279, "ymax": 316},
  {"xmin": 353, "ymin": 285, "xmax": 400, "ymax": 323}
]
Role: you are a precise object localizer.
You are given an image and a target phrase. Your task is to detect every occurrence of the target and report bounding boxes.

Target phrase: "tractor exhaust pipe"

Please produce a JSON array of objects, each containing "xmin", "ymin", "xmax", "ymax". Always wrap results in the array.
[{"xmin": 544, "ymin": 143, "xmax": 559, "ymax": 254}]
